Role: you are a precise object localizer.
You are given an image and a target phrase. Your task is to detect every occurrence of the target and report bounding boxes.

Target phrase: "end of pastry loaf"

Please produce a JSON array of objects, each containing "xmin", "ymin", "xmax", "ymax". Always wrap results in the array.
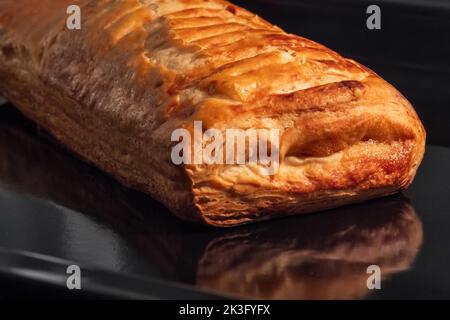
[{"xmin": 187, "ymin": 74, "xmax": 425, "ymax": 226}]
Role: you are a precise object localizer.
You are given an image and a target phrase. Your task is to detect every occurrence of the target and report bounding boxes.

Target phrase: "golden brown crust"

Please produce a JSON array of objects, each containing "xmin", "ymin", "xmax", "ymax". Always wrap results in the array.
[{"xmin": 0, "ymin": 0, "xmax": 426, "ymax": 226}]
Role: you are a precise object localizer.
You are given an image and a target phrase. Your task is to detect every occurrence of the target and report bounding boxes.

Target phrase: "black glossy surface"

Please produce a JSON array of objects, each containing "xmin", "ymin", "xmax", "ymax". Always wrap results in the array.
[
  {"xmin": 0, "ymin": 105, "xmax": 449, "ymax": 299},
  {"xmin": 0, "ymin": 0, "xmax": 449, "ymax": 299}
]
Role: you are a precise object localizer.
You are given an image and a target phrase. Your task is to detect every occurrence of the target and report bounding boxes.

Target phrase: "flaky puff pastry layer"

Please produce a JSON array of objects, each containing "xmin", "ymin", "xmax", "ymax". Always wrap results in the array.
[{"xmin": 0, "ymin": 0, "xmax": 425, "ymax": 226}]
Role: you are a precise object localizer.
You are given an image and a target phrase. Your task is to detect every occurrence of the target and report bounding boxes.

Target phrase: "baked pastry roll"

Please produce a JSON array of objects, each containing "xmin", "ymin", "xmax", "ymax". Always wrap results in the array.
[{"xmin": 0, "ymin": 0, "xmax": 425, "ymax": 226}]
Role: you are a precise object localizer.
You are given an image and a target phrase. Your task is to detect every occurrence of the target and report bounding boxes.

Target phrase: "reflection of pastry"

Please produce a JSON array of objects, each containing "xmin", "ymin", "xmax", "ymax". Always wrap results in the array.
[
  {"xmin": 196, "ymin": 199, "xmax": 422, "ymax": 299},
  {"xmin": 0, "ymin": 1, "xmax": 425, "ymax": 226},
  {"xmin": 0, "ymin": 108, "xmax": 423, "ymax": 299}
]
